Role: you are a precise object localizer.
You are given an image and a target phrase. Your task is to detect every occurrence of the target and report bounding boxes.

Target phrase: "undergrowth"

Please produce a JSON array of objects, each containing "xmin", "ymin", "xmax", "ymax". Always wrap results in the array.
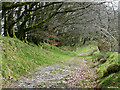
[{"xmin": 86, "ymin": 49, "xmax": 120, "ymax": 88}]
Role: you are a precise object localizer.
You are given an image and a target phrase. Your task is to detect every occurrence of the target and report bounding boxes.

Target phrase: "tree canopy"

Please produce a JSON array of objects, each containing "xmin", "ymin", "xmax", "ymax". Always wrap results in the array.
[{"xmin": 1, "ymin": 2, "xmax": 119, "ymax": 52}]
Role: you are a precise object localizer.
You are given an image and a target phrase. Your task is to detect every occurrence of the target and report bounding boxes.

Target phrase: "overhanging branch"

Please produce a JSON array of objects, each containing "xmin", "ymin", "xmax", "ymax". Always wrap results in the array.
[{"xmin": 24, "ymin": 3, "xmax": 92, "ymax": 33}]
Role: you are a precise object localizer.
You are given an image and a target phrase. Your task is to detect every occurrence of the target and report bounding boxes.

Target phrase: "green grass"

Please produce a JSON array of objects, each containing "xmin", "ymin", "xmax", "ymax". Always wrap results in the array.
[
  {"xmin": 1, "ymin": 36, "xmax": 78, "ymax": 86},
  {"xmin": 86, "ymin": 49, "xmax": 120, "ymax": 88},
  {"xmin": 75, "ymin": 44, "xmax": 97, "ymax": 54},
  {"xmin": 1, "ymin": 36, "xmax": 119, "ymax": 88}
]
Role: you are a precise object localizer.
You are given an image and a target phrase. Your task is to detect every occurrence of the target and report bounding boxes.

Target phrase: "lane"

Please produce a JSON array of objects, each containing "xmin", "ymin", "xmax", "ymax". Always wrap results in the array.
[{"xmin": 8, "ymin": 48, "xmax": 98, "ymax": 88}]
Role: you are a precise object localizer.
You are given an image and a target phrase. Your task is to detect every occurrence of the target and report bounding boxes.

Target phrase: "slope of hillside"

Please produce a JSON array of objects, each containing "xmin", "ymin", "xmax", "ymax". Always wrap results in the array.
[
  {"xmin": 86, "ymin": 50, "xmax": 120, "ymax": 88},
  {"xmin": 1, "ymin": 36, "xmax": 78, "ymax": 86}
]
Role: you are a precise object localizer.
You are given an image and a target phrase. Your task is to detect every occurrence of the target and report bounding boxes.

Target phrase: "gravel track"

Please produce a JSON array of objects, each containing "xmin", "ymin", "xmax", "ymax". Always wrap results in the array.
[{"xmin": 8, "ymin": 50, "xmax": 98, "ymax": 88}]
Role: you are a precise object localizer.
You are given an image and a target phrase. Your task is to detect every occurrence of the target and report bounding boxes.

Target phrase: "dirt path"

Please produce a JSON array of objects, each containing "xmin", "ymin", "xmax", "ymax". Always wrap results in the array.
[{"xmin": 9, "ymin": 49, "xmax": 98, "ymax": 88}]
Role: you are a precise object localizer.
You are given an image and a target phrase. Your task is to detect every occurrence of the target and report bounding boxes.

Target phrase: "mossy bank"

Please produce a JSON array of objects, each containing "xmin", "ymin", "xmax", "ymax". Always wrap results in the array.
[{"xmin": 1, "ymin": 36, "xmax": 78, "ymax": 86}]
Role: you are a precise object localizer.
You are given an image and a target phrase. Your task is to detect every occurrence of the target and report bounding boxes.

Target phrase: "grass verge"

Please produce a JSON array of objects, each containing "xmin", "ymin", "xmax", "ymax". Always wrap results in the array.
[
  {"xmin": 1, "ymin": 36, "xmax": 78, "ymax": 87},
  {"xmin": 86, "ymin": 49, "xmax": 120, "ymax": 88}
]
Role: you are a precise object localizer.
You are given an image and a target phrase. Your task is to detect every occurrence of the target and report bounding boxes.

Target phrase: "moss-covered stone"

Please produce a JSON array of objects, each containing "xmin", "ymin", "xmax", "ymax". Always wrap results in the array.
[
  {"xmin": 107, "ymin": 64, "xmax": 120, "ymax": 73},
  {"xmin": 99, "ymin": 59, "xmax": 106, "ymax": 64},
  {"xmin": 97, "ymin": 56, "xmax": 104, "ymax": 61},
  {"xmin": 103, "ymin": 64, "xmax": 120, "ymax": 77}
]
